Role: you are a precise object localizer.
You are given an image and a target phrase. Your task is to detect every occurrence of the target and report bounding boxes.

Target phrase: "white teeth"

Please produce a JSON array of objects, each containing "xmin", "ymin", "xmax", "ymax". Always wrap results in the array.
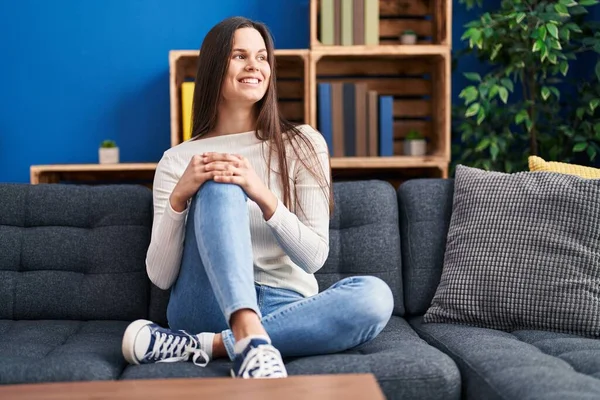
[{"xmin": 240, "ymin": 78, "xmax": 259, "ymax": 84}]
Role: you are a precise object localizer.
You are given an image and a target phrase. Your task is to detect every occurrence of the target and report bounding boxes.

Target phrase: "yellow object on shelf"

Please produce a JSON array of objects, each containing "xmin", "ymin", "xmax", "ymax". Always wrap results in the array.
[
  {"xmin": 181, "ymin": 82, "xmax": 195, "ymax": 142},
  {"xmin": 528, "ymin": 156, "xmax": 600, "ymax": 179}
]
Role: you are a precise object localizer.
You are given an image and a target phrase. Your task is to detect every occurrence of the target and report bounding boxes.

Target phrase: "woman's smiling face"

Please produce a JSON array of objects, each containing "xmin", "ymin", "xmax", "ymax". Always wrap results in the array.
[{"xmin": 221, "ymin": 27, "xmax": 271, "ymax": 106}]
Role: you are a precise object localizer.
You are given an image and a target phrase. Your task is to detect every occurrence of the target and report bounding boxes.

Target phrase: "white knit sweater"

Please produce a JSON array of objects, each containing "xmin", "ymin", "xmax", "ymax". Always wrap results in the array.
[{"xmin": 146, "ymin": 124, "xmax": 330, "ymax": 298}]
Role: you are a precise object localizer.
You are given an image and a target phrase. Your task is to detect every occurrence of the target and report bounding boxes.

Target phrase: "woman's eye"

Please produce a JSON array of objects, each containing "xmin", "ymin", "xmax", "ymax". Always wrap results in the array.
[
  {"xmin": 258, "ymin": 55, "xmax": 266, "ymax": 61},
  {"xmin": 234, "ymin": 54, "xmax": 244, "ymax": 59}
]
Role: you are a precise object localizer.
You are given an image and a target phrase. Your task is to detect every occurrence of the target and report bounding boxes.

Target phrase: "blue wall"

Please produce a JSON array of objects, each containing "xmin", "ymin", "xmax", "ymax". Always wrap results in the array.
[
  {"xmin": 0, "ymin": 0, "xmax": 311, "ymax": 183},
  {"xmin": 0, "ymin": 0, "xmax": 535, "ymax": 182}
]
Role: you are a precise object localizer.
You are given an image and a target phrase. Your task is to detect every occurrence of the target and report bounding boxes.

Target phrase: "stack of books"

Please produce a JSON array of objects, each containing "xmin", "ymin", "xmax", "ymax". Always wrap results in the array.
[
  {"xmin": 320, "ymin": 0, "xmax": 379, "ymax": 46},
  {"xmin": 317, "ymin": 82, "xmax": 394, "ymax": 157}
]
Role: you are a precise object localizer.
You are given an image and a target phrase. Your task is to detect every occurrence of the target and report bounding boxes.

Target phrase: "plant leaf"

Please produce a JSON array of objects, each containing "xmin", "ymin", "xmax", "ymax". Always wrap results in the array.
[
  {"xmin": 573, "ymin": 142, "xmax": 587, "ymax": 152},
  {"xmin": 591, "ymin": 98, "xmax": 600, "ymax": 112},
  {"xmin": 516, "ymin": 12, "xmax": 526, "ymax": 24},
  {"xmin": 501, "ymin": 78, "xmax": 514, "ymax": 92},
  {"xmin": 499, "ymin": 87, "xmax": 509, "ymax": 104},
  {"xmin": 560, "ymin": 61, "xmax": 569, "ymax": 76},
  {"xmin": 533, "ymin": 39, "xmax": 543, "ymax": 52},
  {"xmin": 577, "ymin": 107, "xmax": 586, "ymax": 119},
  {"xmin": 565, "ymin": 23, "xmax": 583, "ymax": 33},
  {"xmin": 464, "ymin": 72, "xmax": 482, "ymax": 82},
  {"xmin": 546, "ymin": 23, "xmax": 559, "ymax": 39},
  {"xmin": 475, "ymin": 137, "xmax": 490, "ymax": 152},
  {"xmin": 538, "ymin": 25, "xmax": 547, "ymax": 41},
  {"xmin": 550, "ymin": 86, "xmax": 560, "ymax": 100},
  {"xmin": 587, "ymin": 145, "xmax": 597, "ymax": 161},
  {"xmin": 579, "ymin": 0, "xmax": 598, "ymax": 6},
  {"xmin": 490, "ymin": 143, "xmax": 499, "ymax": 161},
  {"xmin": 596, "ymin": 61, "xmax": 600, "ymax": 82},
  {"xmin": 542, "ymin": 86, "xmax": 551, "ymax": 101},
  {"xmin": 459, "ymin": 85, "xmax": 479, "ymax": 104},
  {"xmin": 559, "ymin": 0, "xmax": 577, "ymax": 5},
  {"xmin": 477, "ymin": 107, "xmax": 486, "ymax": 125},
  {"xmin": 550, "ymin": 39, "xmax": 562, "ymax": 50},
  {"xmin": 465, "ymin": 102, "xmax": 481, "ymax": 117},
  {"xmin": 489, "ymin": 84, "xmax": 499, "ymax": 100},
  {"xmin": 515, "ymin": 110, "xmax": 529, "ymax": 124},
  {"xmin": 555, "ymin": 3, "xmax": 570, "ymax": 15}
]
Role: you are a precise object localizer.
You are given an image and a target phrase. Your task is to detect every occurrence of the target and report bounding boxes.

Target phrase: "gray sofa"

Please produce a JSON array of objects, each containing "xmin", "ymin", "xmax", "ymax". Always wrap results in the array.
[
  {"xmin": 0, "ymin": 181, "xmax": 459, "ymax": 400},
  {"xmin": 1, "ymin": 179, "xmax": 598, "ymax": 399},
  {"xmin": 398, "ymin": 179, "xmax": 600, "ymax": 400}
]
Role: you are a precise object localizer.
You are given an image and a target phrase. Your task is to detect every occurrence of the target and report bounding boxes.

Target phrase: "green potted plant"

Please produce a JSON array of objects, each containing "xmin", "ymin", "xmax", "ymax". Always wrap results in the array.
[
  {"xmin": 455, "ymin": 0, "xmax": 600, "ymax": 172},
  {"xmin": 400, "ymin": 29, "xmax": 417, "ymax": 45},
  {"xmin": 404, "ymin": 129, "xmax": 427, "ymax": 156},
  {"xmin": 99, "ymin": 139, "xmax": 119, "ymax": 164}
]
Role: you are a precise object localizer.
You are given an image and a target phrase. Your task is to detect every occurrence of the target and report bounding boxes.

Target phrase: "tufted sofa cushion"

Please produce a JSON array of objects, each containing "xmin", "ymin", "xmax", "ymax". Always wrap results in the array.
[
  {"xmin": 316, "ymin": 180, "xmax": 404, "ymax": 316},
  {"xmin": 0, "ymin": 184, "xmax": 153, "ymax": 321},
  {"xmin": 0, "ymin": 320, "xmax": 128, "ymax": 384},
  {"xmin": 411, "ymin": 317, "xmax": 600, "ymax": 399}
]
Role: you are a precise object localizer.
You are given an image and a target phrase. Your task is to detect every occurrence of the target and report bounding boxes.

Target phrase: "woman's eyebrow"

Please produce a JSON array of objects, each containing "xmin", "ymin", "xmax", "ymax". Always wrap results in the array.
[{"xmin": 232, "ymin": 48, "xmax": 267, "ymax": 53}]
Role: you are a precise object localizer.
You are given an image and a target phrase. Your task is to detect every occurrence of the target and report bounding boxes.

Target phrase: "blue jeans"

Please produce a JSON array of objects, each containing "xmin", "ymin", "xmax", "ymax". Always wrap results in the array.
[{"xmin": 167, "ymin": 181, "xmax": 394, "ymax": 360}]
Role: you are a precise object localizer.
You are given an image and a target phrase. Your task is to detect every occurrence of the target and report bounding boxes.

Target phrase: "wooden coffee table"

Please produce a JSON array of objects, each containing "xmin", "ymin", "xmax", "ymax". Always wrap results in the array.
[{"xmin": 0, "ymin": 374, "xmax": 385, "ymax": 399}]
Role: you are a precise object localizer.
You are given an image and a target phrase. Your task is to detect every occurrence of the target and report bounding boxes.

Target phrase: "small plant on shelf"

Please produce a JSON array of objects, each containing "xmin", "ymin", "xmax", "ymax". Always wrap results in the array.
[
  {"xmin": 404, "ymin": 130, "xmax": 427, "ymax": 156},
  {"xmin": 400, "ymin": 29, "xmax": 418, "ymax": 45},
  {"xmin": 99, "ymin": 140, "xmax": 119, "ymax": 164}
]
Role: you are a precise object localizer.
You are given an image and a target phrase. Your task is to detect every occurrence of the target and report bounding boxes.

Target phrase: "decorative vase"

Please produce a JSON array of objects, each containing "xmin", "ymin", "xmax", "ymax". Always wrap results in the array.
[
  {"xmin": 99, "ymin": 147, "xmax": 120, "ymax": 164},
  {"xmin": 404, "ymin": 139, "xmax": 427, "ymax": 156},
  {"xmin": 400, "ymin": 34, "xmax": 417, "ymax": 45}
]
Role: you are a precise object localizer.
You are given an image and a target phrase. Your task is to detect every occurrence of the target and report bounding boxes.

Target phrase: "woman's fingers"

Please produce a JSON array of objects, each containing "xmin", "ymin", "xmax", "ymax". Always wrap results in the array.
[
  {"xmin": 202, "ymin": 152, "xmax": 238, "ymax": 164},
  {"xmin": 204, "ymin": 161, "xmax": 230, "ymax": 171},
  {"xmin": 213, "ymin": 174, "xmax": 244, "ymax": 184}
]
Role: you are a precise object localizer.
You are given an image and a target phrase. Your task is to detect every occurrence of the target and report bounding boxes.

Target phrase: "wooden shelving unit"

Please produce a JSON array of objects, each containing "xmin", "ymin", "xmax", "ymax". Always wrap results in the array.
[
  {"xmin": 312, "ymin": 0, "xmax": 451, "ymax": 180},
  {"xmin": 30, "ymin": 163, "xmax": 157, "ymax": 185}
]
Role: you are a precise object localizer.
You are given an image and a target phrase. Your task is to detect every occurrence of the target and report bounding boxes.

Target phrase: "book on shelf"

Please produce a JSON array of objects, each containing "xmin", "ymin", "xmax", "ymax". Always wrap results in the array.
[
  {"xmin": 317, "ymin": 82, "xmax": 393, "ymax": 158},
  {"xmin": 378, "ymin": 96, "xmax": 394, "ymax": 156},
  {"xmin": 181, "ymin": 81, "xmax": 195, "ymax": 142},
  {"xmin": 320, "ymin": 0, "xmax": 379, "ymax": 46}
]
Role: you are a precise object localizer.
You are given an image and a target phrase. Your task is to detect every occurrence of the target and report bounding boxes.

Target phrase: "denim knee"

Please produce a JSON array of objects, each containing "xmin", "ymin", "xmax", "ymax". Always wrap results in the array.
[
  {"xmin": 353, "ymin": 276, "xmax": 394, "ymax": 328},
  {"xmin": 194, "ymin": 180, "xmax": 247, "ymax": 203}
]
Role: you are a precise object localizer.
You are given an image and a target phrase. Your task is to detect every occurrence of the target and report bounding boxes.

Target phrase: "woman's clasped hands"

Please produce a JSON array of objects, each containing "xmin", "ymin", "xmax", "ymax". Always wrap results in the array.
[{"xmin": 170, "ymin": 152, "xmax": 277, "ymax": 219}]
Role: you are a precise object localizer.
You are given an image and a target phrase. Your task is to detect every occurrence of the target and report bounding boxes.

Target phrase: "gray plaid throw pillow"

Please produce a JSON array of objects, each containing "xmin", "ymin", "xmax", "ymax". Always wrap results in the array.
[{"xmin": 424, "ymin": 165, "xmax": 600, "ymax": 337}]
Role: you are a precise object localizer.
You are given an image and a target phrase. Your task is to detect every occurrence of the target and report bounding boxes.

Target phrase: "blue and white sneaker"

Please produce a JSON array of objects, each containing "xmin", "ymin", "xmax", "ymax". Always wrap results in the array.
[
  {"xmin": 122, "ymin": 319, "xmax": 210, "ymax": 367},
  {"xmin": 231, "ymin": 338, "xmax": 288, "ymax": 378}
]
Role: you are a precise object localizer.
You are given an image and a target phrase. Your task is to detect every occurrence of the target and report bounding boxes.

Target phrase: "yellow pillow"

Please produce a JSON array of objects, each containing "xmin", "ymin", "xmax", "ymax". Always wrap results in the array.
[{"xmin": 528, "ymin": 156, "xmax": 600, "ymax": 179}]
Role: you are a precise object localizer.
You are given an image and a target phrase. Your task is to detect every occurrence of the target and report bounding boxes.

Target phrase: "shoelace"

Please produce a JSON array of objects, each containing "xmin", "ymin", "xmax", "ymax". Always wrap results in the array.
[
  {"xmin": 149, "ymin": 331, "xmax": 209, "ymax": 367},
  {"xmin": 240, "ymin": 345, "xmax": 286, "ymax": 378}
]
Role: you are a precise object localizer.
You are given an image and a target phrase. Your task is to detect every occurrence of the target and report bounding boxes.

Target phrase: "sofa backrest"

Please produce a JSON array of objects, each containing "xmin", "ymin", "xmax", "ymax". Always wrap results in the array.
[
  {"xmin": 0, "ymin": 183, "xmax": 153, "ymax": 321},
  {"xmin": 397, "ymin": 179, "xmax": 454, "ymax": 316},
  {"xmin": 320, "ymin": 180, "xmax": 404, "ymax": 316}
]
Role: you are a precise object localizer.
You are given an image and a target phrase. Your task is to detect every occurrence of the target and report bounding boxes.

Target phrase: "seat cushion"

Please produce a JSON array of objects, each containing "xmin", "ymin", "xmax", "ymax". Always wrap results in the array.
[
  {"xmin": 121, "ymin": 316, "xmax": 460, "ymax": 400},
  {"xmin": 411, "ymin": 316, "xmax": 600, "ymax": 400},
  {"xmin": 0, "ymin": 320, "xmax": 128, "ymax": 384}
]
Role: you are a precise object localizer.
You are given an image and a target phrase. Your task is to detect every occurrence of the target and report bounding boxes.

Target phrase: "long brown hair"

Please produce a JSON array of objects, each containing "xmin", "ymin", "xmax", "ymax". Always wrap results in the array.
[{"xmin": 190, "ymin": 16, "xmax": 333, "ymax": 214}]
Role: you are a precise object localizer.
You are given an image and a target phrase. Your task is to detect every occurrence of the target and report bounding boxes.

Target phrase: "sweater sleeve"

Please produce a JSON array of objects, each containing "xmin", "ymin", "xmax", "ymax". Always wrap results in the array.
[
  {"xmin": 145, "ymin": 155, "xmax": 188, "ymax": 289},
  {"xmin": 265, "ymin": 128, "xmax": 331, "ymax": 274}
]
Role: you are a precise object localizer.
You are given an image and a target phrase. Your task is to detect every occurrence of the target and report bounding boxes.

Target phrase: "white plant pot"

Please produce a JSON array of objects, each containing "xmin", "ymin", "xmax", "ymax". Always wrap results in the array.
[
  {"xmin": 99, "ymin": 147, "xmax": 119, "ymax": 164},
  {"xmin": 404, "ymin": 140, "xmax": 427, "ymax": 156},
  {"xmin": 400, "ymin": 34, "xmax": 417, "ymax": 45}
]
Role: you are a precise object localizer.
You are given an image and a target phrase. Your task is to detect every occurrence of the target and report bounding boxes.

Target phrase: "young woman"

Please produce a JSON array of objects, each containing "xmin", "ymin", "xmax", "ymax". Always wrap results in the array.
[{"xmin": 121, "ymin": 16, "xmax": 393, "ymax": 379}]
